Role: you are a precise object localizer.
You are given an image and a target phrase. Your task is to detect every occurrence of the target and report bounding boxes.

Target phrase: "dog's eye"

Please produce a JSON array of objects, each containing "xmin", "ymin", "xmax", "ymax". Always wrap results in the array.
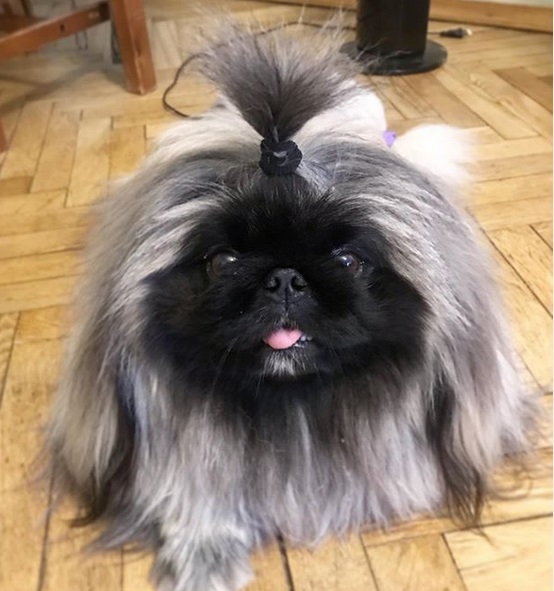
[
  {"xmin": 335, "ymin": 252, "xmax": 363, "ymax": 276},
  {"xmin": 206, "ymin": 252, "xmax": 238, "ymax": 278}
]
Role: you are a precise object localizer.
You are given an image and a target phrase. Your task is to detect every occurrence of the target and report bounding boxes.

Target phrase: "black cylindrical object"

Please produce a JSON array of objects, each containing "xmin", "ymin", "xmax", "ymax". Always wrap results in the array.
[
  {"xmin": 343, "ymin": 0, "xmax": 447, "ymax": 76},
  {"xmin": 357, "ymin": 0, "xmax": 431, "ymax": 55}
]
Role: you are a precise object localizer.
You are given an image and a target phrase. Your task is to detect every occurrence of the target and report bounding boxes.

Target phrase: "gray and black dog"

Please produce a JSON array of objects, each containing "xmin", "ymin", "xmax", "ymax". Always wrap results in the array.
[{"xmin": 46, "ymin": 24, "xmax": 539, "ymax": 591}]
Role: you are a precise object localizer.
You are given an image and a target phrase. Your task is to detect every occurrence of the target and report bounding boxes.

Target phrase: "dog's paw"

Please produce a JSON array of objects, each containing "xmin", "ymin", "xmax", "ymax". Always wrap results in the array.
[
  {"xmin": 156, "ymin": 568, "xmax": 253, "ymax": 591},
  {"xmin": 153, "ymin": 545, "xmax": 253, "ymax": 591}
]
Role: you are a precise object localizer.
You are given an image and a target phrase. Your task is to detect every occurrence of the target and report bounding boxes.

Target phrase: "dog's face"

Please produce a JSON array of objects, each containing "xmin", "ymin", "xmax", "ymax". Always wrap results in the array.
[{"xmin": 145, "ymin": 174, "xmax": 427, "ymax": 387}]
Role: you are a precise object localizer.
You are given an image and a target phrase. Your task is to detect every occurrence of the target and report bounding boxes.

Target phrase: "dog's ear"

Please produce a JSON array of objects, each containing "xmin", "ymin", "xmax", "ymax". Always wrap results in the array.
[
  {"xmin": 426, "ymin": 370, "xmax": 487, "ymax": 524},
  {"xmin": 426, "ymin": 329, "xmax": 538, "ymax": 525},
  {"xmin": 47, "ymin": 324, "xmax": 135, "ymax": 526},
  {"xmin": 394, "ymin": 124, "xmax": 471, "ymax": 194}
]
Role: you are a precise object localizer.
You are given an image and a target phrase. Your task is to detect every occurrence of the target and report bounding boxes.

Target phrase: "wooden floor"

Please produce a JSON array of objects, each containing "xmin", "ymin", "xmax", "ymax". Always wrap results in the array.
[{"xmin": 0, "ymin": 2, "xmax": 552, "ymax": 590}]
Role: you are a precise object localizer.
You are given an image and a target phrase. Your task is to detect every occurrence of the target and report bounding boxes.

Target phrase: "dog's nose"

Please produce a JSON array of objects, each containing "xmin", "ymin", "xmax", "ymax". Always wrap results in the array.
[{"xmin": 263, "ymin": 268, "xmax": 307, "ymax": 302}]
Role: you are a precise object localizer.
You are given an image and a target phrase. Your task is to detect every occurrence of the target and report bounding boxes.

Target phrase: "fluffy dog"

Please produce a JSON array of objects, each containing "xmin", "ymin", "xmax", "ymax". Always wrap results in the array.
[{"xmin": 47, "ymin": 25, "xmax": 538, "ymax": 591}]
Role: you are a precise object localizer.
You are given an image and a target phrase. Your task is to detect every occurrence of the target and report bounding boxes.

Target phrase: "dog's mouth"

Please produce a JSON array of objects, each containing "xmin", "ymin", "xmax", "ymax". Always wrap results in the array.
[{"xmin": 263, "ymin": 328, "xmax": 313, "ymax": 350}]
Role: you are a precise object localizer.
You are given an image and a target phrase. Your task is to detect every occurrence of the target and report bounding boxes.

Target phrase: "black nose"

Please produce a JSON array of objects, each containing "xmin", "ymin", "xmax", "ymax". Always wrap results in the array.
[{"xmin": 263, "ymin": 268, "xmax": 307, "ymax": 302}]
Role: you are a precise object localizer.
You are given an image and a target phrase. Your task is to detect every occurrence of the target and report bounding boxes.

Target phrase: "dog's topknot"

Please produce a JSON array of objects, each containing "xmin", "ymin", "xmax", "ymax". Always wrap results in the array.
[{"xmin": 198, "ymin": 23, "xmax": 360, "ymax": 143}]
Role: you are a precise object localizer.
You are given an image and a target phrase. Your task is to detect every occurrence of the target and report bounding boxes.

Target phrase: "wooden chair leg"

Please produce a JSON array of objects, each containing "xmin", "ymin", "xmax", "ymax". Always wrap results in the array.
[
  {"xmin": 0, "ymin": 119, "xmax": 8, "ymax": 153},
  {"xmin": 109, "ymin": 0, "xmax": 156, "ymax": 95},
  {"xmin": 3, "ymin": 0, "xmax": 30, "ymax": 16}
]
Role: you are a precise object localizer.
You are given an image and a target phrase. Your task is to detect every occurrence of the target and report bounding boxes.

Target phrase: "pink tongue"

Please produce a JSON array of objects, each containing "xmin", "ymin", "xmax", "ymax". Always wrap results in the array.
[{"xmin": 263, "ymin": 328, "xmax": 303, "ymax": 350}]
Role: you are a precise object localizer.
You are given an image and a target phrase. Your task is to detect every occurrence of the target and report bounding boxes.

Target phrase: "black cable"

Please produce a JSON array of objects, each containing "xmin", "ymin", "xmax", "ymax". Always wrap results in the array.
[
  {"xmin": 429, "ymin": 27, "xmax": 472, "ymax": 38},
  {"xmin": 162, "ymin": 53, "xmax": 201, "ymax": 118}
]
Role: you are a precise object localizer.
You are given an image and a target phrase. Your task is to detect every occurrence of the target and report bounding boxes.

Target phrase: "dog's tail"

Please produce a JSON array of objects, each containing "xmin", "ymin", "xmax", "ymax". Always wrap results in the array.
[{"xmin": 198, "ymin": 23, "xmax": 360, "ymax": 143}]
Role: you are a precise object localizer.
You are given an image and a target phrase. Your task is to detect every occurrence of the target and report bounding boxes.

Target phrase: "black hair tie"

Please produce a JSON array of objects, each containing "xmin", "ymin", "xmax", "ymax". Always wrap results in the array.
[{"xmin": 259, "ymin": 138, "xmax": 303, "ymax": 176}]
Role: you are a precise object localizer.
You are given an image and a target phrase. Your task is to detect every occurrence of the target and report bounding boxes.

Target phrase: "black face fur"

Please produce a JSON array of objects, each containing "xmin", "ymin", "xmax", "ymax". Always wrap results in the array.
[{"xmin": 144, "ymin": 174, "xmax": 428, "ymax": 401}]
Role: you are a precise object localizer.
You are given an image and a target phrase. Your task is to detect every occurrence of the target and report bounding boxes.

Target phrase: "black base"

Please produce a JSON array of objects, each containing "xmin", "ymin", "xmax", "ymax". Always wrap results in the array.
[{"xmin": 341, "ymin": 39, "xmax": 447, "ymax": 76}]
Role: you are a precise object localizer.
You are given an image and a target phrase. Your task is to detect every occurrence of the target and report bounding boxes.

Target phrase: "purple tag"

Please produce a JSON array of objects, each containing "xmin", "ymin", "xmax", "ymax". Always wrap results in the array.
[{"xmin": 383, "ymin": 130, "xmax": 396, "ymax": 148}]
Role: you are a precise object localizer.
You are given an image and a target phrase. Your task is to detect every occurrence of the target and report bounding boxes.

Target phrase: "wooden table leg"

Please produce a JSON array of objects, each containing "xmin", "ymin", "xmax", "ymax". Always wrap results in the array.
[{"xmin": 109, "ymin": 0, "xmax": 156, "ymax": 95}]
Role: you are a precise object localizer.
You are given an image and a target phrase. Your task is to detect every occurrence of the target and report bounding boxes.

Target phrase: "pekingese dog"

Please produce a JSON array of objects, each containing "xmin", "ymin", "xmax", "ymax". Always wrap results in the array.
[{"xmin": 47, "ymin": 24, "xmax": 539, "ymax": 591}]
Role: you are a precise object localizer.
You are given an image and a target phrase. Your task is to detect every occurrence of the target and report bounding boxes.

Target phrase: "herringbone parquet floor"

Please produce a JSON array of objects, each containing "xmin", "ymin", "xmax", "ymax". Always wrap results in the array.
[{"xmin": 0, "ymin": 2, "xmax": 552, "ymax": 591}]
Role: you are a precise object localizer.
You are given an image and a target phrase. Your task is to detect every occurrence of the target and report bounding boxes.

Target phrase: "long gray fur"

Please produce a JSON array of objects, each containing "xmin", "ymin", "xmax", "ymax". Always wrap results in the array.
[{"xmin": 46, "ymin": 24, "xmax": 540, "ymax": 591}]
